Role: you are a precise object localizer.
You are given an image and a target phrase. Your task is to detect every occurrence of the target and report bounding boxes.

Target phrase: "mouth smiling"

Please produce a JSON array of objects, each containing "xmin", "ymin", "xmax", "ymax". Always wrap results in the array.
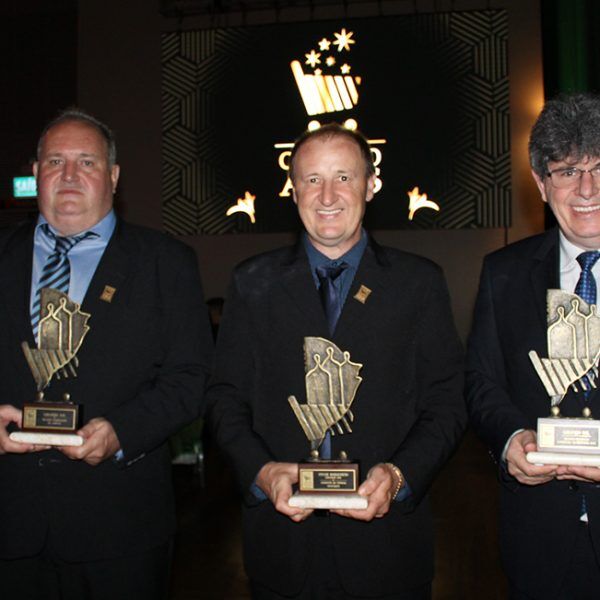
[{"xmin": 573, "ymin": 204, "xmax": 600, "ymax": 214}]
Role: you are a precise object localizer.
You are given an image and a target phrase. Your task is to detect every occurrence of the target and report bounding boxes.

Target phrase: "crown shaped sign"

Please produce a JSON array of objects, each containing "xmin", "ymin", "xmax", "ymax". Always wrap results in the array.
[{"xmin": 291, "ymin": 28, "xmax": 361, "ymax": 116}]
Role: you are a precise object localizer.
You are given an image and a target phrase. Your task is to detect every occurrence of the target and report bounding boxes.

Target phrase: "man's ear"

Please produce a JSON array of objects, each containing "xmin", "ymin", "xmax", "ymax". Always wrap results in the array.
[
  {"xmin": 531, "ymin": 169, "xmax": 548, "ymax": 203},
  {"xmin": 365, "ymin": 174, "xmax": 376, "ymax": 203}
]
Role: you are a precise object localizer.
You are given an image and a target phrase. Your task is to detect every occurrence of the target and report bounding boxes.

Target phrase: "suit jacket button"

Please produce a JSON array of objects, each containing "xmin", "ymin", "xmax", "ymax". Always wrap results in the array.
[{"xmin": 569, "ymin": 481, "xmax": 579, "ymax": 491}]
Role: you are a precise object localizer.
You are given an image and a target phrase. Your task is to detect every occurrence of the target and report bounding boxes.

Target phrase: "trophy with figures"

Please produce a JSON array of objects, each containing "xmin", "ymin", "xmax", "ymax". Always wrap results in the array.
[
  {"xmin": 527, "ymin": 289, "xmax": 600, "ymax": 466},
  {"xmin": 288, "ymin": 336, "xmax": 368, "ymax": 509},
  {"xmin": 10, "ymin": 288, "xmax": 90, "ymax": 447}
]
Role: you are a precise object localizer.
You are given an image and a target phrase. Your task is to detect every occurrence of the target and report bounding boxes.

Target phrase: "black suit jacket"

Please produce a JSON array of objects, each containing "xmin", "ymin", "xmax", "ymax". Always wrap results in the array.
[
  {"xmin": 208, "ymin": 237, "xmax": 465, "ymax": 597},
  {"xmin": 466, "ymin": 228, "xmax": 600, "ymax": 596},
  {"xmin": 0, "ymin": 218, "xmax": 213, "ymax": 561}
]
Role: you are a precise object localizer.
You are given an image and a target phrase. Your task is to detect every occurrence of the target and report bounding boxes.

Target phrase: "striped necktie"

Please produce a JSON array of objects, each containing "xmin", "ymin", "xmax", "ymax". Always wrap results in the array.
[{"xmin": 31, "ymin": 224, "xmax": 95, "ymax": 338}]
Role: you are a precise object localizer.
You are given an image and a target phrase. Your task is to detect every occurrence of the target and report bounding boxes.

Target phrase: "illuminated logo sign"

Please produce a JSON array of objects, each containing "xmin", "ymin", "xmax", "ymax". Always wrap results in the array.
[
  {"xmin": 291, "ymin": 28, "xmax": 361, "ymax": 116},
  {"xmin": 13, "ymin": 176, "xmax": 37, "ymax": 198}
]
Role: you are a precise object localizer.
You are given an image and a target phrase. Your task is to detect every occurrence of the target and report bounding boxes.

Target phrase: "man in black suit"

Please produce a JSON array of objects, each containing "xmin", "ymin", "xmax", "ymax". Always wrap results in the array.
[
  {"xmin": 209, "ymin": 123, "xmax": 465, "ymax": 599},
  {"xmin": 0, "ymin": 109, "xmax": 213, "ymax": 599},
  {"xmin": 467, "ymin": 93, "xmax": 600, "ymax": 598}
]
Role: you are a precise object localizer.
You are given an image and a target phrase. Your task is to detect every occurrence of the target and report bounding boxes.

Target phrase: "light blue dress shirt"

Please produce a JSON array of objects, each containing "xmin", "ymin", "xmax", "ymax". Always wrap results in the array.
[{"xmin": 30, "ymin": 210, "xmax": 117, "ymax": 316}]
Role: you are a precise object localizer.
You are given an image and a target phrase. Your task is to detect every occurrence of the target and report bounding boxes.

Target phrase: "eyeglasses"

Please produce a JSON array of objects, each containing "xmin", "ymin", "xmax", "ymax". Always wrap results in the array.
[{"xmin": 546, "ymin": 165, "xmax": 600, "ymax": 188}]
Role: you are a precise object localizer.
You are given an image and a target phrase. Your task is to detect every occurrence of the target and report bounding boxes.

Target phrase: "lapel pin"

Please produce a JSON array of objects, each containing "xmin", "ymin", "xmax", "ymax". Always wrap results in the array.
[
  {"xmin": 354, "ymin": 285, "xmax": 372, "ymax": 304},
  {"xmin": 100, "ymin": 285, "xmax": 117, "ymax": 303}
]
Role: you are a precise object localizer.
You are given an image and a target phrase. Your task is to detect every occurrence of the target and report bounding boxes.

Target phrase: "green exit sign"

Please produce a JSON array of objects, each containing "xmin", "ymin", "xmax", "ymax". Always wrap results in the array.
[{"xmin": 13, "ymin": 176, "xmax": 37, "ymax": 198}]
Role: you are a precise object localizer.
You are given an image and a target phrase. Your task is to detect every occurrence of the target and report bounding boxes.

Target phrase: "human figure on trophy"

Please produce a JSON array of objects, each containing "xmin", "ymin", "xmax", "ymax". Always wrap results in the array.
[
  {"xmin": 467, "ymin": 93, "xmax": 600, "ymax": 598},
  {"xmin": 0, "ymin": 108, "xmax": 213, "ymax": 599},
  {"xmin": 208, "ymin": 122, "xmax": 465, "ymax": 599}
]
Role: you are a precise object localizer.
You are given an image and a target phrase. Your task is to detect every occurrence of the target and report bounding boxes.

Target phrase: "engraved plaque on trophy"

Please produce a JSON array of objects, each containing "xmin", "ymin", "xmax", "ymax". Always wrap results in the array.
[
  {"xmin": 288, "ymin": 337, "xmax": 368, "ymax": 509},
  {"xmin": 10, "ymin": 288, "xmax": 90, "ymax": 447},
  {"xmin": 527, "ymin": 289, "xmax": 600, "ymax": 466}
]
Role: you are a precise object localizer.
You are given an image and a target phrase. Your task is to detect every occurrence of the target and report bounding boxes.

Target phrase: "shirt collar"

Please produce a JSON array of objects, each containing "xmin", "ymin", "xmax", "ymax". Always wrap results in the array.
[
  {"xmin": 35, "ymin": 210, "xmax": 117, "ymax": 243},
  {"xmin": 559, "ymin": 229, "xmax": 600, "ymax": 272},
  {"xmin": 303, "ymin": 229, "xmax": 368, "ymax": 272}
]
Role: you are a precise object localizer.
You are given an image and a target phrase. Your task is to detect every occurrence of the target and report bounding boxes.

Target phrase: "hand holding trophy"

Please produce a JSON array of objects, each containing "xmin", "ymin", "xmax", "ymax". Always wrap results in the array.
[
  {"xmin": 10, "ymin": 288, "xmax": 90, "ymax": 447},
  {"xmin": 288, "ymin": 336, "xmax": 368, "ymax": 510}
]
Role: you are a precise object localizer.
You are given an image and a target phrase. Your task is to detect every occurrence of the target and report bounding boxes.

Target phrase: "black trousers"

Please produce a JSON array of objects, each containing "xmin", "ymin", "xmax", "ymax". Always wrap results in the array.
[
  {"xmin": 0, "ymin": 540, "xmax": 172, "ymax": 600},
  {"xmin": 250, "ymin": 514, "xmax": 431, "ymax": 600},
  {"xmin": 510, "ymin": 522, "xmax": 600, "ymax": 600}
]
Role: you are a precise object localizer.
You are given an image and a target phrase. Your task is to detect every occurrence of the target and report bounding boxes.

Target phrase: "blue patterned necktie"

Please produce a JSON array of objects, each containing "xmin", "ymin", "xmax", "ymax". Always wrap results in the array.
[
  {"xmin": 315, "ymin": 262, "xmax": 348, "ymax": 459},
  {"xmin": 31, "ymin": 224, "xmax": 95, "ymax": 338},
  {"xmin": 316, "ymin": 263, "xmax": 348, "ymax": 335},
  {"xmin": 575, "ymin": 251, "xmax": 600, "ymax": 305}
]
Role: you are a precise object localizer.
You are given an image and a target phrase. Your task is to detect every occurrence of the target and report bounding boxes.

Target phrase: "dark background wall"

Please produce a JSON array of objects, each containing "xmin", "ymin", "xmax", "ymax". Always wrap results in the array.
[{"xmin": 4, "ymin": 0, "xmax": 546, "ymax": 340}]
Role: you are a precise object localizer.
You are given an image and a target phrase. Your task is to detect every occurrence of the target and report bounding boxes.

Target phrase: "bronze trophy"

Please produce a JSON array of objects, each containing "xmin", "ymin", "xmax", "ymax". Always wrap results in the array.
[
  {"xmin": 288, "ymin": 336, "xmax": 368, "ymax": 509},
  {"xmin": 527, "ymin": 289, "xmax": 600, "ymax": 466},
  {"xmin": 10, "ymin": 288, "xmax": 90, "ymax": 447}
]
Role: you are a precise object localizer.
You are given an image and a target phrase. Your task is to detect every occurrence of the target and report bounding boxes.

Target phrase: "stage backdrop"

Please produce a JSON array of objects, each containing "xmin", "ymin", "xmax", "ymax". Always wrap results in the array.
[{"xmin": 161, "ymin": 9, "xmax": 509, "ymax": 235}]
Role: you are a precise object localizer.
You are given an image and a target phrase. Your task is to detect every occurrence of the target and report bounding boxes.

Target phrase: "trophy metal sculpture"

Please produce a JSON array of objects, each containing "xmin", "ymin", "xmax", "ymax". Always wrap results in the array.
[
  {"xmin": 288, "ymin": 336, "xmax": 368, "ymax": 509},
  {"xmin": 527, "ymin": 289, "xmax": 600, "ymax": 465},
  {"xmin": 10, "ymin": 288, "xmax": 90, "ymax": 447}
]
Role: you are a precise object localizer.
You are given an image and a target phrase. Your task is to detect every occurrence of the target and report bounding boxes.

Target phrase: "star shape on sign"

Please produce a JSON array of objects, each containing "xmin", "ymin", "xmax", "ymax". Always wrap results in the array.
[
  {"xmin": 333, "ymin": 28, "xmax": 355, "ymax": 52},
  {"xmin": 318, "ymin": 38, "xmax": 331, "ymax": 51},
  {"xmin": 326, "ymin": 56, "xmax": 336, "ymax": 67},
  {"xmin": 305, "ymin": 50, "xmax": 321, "ymax": 68},
  {"xmin": 340, "ymin": 63, "xmax": 351, "ymax": 74}
]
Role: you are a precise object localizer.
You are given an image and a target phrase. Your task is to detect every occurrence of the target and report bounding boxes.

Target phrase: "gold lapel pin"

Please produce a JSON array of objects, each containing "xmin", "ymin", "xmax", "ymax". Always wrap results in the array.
[
  {"xmin": 100, "ymin": 285, "xmax": 117, "ymax": 303},
  {"xmin": 353, "ymin": 285, "xmax": 372, "ymax": 304}
]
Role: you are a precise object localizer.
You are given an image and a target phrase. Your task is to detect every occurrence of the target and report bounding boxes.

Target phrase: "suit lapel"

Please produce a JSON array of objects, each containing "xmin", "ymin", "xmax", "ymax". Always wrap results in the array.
[
  {"xmin": 80, "ymin": 221, "xmax": 131, "ymax": 328},
  {"xmin": 337, "ymin": 239, "xmax": 389, "ymax": 335},
  {"xmin": 278, "ymin": 243, "xmax": 328, "ymax": 332},
  {"xmin": 530, "ymin": 229, "xmax": 559, "ymax": 336}
]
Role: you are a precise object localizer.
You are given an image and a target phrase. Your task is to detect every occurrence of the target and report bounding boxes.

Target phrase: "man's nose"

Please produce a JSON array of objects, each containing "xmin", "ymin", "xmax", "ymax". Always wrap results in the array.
[
  {"xmin": 577, "ymin": 168, "xmax": 600, "ymax": 198},
  {"xmin": 61, "ymin": 162, "xmax": 79, "ymax": 182},
  {"xmin": 321, "ymin": 180, "xmax": 335, "ymax": 204}
]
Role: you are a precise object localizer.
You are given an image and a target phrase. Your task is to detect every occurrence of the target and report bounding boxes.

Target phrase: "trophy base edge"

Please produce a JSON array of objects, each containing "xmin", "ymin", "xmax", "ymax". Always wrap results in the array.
[
  {"xmin": 10, "ymin": 431, "xmax": 83, "ymax": 447},
  {"xmin": 289, "ymin": 491, "xmax": 368, "ymax": 510},
  {"xmin": 526, "ymin": 451, "xmax": 600, "ymax": 467}
]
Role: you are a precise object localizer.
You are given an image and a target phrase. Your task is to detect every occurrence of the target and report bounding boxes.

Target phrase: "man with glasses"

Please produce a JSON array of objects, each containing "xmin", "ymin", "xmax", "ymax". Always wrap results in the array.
[{"xmin": 467, "ymin": 93, "xmax": 600, "ymax": 598}]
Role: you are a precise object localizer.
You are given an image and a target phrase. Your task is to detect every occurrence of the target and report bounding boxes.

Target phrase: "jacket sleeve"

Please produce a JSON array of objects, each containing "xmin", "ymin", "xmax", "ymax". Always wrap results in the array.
[
  {"xmin": 466, "ymin": 256, "xmax": 531, "ymax": 463},
  {"xmin": 389, "ymin": 265, "xmax": 467, "ymax": 508},
  {"xmin": 106, "ymin": 239, "xmax": 214, "ymax": 463},
  {"xmin": 206, "ymin": 269, "xmax": 274, "ymax": 503}
]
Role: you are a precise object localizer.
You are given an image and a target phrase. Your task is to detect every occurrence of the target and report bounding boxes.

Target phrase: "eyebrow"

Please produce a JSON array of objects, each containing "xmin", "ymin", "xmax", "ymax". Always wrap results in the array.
[{"xmin": 44, "ymin": 152, "xmax": 99, "ymax": 159}]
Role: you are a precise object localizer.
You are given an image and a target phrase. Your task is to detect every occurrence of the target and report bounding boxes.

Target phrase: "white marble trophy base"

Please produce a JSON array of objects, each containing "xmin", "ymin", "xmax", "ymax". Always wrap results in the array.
[
  {"xmin": 289, "ymin": 492, "xmax": 368, "ymax": 510},
  {"xmin": 10, "ymin": 431, "xmax": 83, "ymax": 447},
  {"xmin": 526, "ymin": 451, "xmax": 600, "ymax": 467}
]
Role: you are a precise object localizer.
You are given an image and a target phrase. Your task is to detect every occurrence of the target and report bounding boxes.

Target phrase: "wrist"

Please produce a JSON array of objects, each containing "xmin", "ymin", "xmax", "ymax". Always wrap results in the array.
[{"xmin": 384, "ymin": 462, "xmax": 404, "ymax": 499}]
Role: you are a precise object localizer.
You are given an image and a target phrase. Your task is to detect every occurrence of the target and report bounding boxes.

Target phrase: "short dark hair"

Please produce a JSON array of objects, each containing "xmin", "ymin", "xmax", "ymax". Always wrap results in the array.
[
  {"xmin": 37, "ymin": 108, "xmax": 117, "ymax": 168},
  {"xmin": 288, "ymin": 123, "xmax": 375, "ymax": 183},
  {"xmin": 529, "ymin": 93, "xmax": 600, "ymax": 178}
]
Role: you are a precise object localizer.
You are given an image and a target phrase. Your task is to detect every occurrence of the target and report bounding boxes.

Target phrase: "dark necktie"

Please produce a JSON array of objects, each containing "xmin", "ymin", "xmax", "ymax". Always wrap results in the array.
[
  {"xmin": 574, "ymin": 252, "xmax": 600, "ymax": 523},
  {"xmin": 31, "ymin": 224, "xmax": 95, "ymax": 338},
  {"xmin": 315, "ymin": 262, "xmax": 347, "ymax": 459},
  {"xmin": 575, "ymin": 251, "xmax": 600, "ymax": 305},
  {"xmin": 316, "ymin": 263, "xmax": 348, "ymax": 335}
]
